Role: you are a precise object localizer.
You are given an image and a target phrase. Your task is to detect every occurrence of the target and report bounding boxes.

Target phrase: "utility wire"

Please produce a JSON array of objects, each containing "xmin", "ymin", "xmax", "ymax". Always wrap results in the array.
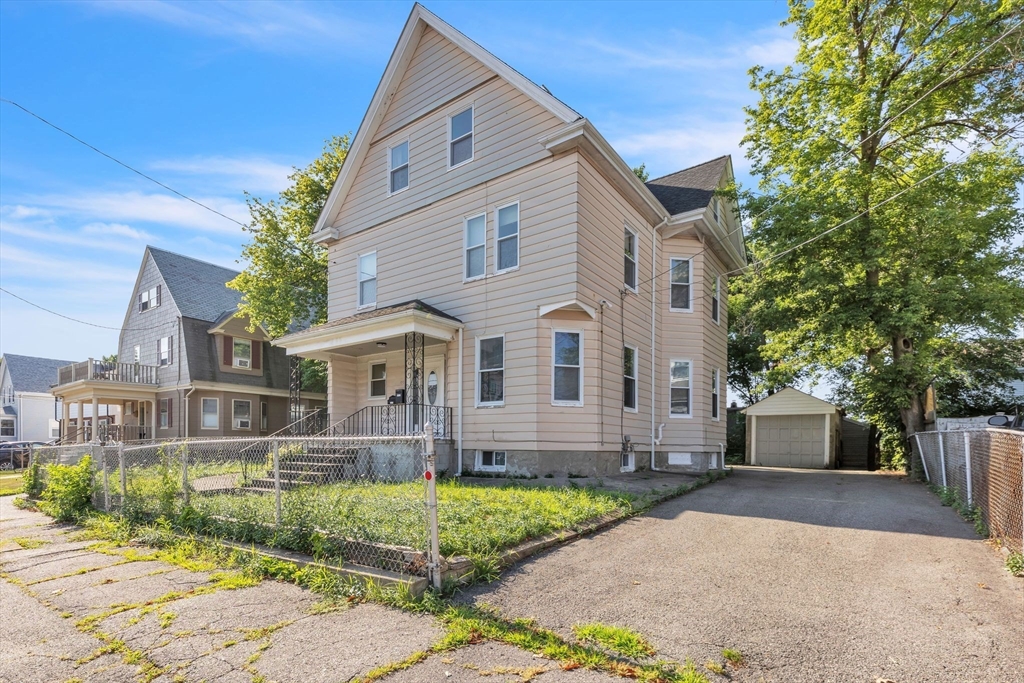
[
  {"xmin": 0, "ymin": 98, "xmax": 248, "ymax": 229},
  {"xmin": 0, "ymin": 287, "xmax": 179, "ymax": 332}
]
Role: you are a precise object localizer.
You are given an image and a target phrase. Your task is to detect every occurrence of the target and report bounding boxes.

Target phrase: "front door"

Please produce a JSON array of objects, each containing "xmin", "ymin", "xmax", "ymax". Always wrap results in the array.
[{"xmin": 424, "ymin": 359, "xmax": 444, "ymax": 437}]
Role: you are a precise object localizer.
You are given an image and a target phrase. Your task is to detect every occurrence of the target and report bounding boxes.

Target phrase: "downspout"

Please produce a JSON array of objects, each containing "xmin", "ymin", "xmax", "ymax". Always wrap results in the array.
[
  {"xmin": 457, "ymin": 327, "xmax": 464, "ymax": 477},
  {"xmin": 651, "ymin": 216, "xmax": 668, "ymax": 470},
  {"xmin": 177, "ymin": 316, "xmax": 183, "ymax": 438},
  {"xmin": 184, "ymin": 387, "xmax": 196, "ymax": 438}
]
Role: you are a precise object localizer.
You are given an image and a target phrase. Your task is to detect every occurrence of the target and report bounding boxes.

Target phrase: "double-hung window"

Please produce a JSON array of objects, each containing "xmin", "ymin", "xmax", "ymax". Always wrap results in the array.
[
  {"xmin": 449, "ymin": 106, "xmax": 473, "ymax": 167},
  {"xmin": 358, "ymin": 251, "xmax": 377, "ymax": 308},
  {"xmin": 233, "ymin": 400, "xmax": 252, "ymax": 430},
  {"xmin": 670, "ymin": 360, "xmax": 692, "ymax": 417},
  {"xmin": 624, "ymin": 227, "xmax": 638, "ymax": 291},
  {"xmin": 477, "ymin": 336, "xmax": 504, "ymax": 406},
  {"xmin": 552, "ymin": 331, "xmax": 582, "ymax": 405},
  {"xmin": 711, "ymin": 274, "xmax": 721, "ymax": 324},
  {"xmin": 477, "ymin": 450, "xmax": 506, "ymax": 472},
  {"xmin": 139, "ymin": 286, "xmax": 159, "ymax": 312},
  {"xmin": 389, "ymin": 141, "xmax": 409, "ymax": 194},
  {"xmin": 670, "ymin": 258, "xmax": 692, "ymax": 311},
  {"xmin": 711, "ymin": 368, "xmax": 720, "ymax": 420},
  {"xmin": 201, "ymin": 398, "xmax": 219, "ymax": 429},
  {"xmin": 495, "ymin": 203, "xmax": 519, "ymax": 273},
  {"xmin": 158, "ymin": 337, "xmax": 172, "ymax": 366},
  {"xmin": 159, "ymin": 398, "xmax": 171, "ymax": 428},
  {"xmin": 464, "ymin": 214, "xmax": 485, "ymax": 280},
  {"xmin": 1, "ymin": 418, "xmax": 15, "ymax": 437},
  {"xmin": 623, "ymin": 345, "xmax": 638, "ymax": 411},
  {"xmin": 712, "ymin": 197, "xmax": 720, "ymax": 224},
  {"xmin": 369, "ymin": 362, "xmax": 387, "ymax": 398},
  {"xmin": 233, "ymin": 339, "xmax": 252, "ymax": 368}
]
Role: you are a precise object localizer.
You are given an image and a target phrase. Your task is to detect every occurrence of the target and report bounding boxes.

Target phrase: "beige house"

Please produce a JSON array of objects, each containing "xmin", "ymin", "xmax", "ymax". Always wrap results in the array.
[{"xmin": 277, "ymin": 4, "xmax": 746, "ymax": 476}]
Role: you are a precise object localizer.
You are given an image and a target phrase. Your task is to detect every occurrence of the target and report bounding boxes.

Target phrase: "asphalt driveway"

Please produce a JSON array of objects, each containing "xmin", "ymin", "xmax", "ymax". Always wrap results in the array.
[{"xmin": 463, "ymin": 467, "xmax": 1024, "ymax": 683}]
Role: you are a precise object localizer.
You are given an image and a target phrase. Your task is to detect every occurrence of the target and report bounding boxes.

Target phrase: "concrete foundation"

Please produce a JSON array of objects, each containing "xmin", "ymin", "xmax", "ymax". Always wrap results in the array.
[{"xmin": 457, "ymin": 448, "xmax": 723, "ymax": 478}]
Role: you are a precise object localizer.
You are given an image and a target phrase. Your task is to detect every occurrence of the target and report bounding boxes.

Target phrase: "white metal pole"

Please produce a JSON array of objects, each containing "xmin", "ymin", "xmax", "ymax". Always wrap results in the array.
[
  {"xmin": 963, "ymin": 431, "xmax": 972, "ymax": 507},
  {"xmin": 719, "ymin": 442, "xmax": 725, "ymax": 470},
  {"xmin": 118, "ymin": 441, "xmax": 127, "ymax": 502},
  {"xmin": 273, "ymin": 439, "xmax": 282, "ymax": 526},
  {"xmin": 99, "ymin": 445, "xmax": 109, "ymax": 512},
  {"xmin": 181, "ymin": 443, "xmax": 190, "ymax": 507},
  {"xmin": 914, "ymin": 433, "xmax": 930, "ymax": 482},
  {"xmin": 424, "ymin": 426, "xmax": 441, "ymax": 591},
  {"xmin": 937, "ymin": 432, "xmax": 947, "ymax": 488}
]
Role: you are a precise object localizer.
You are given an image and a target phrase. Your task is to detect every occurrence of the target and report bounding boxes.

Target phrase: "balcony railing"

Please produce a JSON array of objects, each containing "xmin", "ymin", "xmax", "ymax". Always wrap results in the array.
[
  {"xmin": 335, "ymin": 403, "xmax": 452, "ymax": 440},
  {"xmin": 57, "ymin": 359, "xmax": 159, "ymax": 387}
]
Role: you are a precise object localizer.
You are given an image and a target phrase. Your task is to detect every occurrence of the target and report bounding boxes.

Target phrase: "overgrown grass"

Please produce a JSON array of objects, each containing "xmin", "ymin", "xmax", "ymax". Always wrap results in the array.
[
  {"xmin": 572, "ymin": 623, "xmax": 656, "ymax": 660},
  {"xmin": 1006, "ymin": 551, "xmax": 1024, "ymax": 578},
  {"xmin": 0, "ymin": 472, "xmax": 23, "ymax": 496}
]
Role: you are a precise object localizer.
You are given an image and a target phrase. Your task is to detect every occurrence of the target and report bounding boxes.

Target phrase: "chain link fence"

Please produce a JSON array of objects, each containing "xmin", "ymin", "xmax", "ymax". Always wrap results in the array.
[
  {"xmin": 911, "ymin": 428, "xmax": 1023, "ymax": 552},
  {"xmin": 31, "ymin": 432, "xmax": 443, "ymax": 580}
]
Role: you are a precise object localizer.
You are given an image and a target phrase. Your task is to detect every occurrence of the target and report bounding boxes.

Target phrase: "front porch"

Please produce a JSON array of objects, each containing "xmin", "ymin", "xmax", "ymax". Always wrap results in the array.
[
  {"xmin": 52, "ymin": 358, "xmax": 160, "ymax": 443},
  {"xmin": 276, "ymin": 301, "xmax": 460, "ymax": 441}
]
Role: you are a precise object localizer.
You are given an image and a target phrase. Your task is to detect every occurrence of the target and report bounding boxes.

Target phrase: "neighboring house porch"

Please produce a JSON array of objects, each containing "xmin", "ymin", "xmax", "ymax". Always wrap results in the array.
[{"xmin": 52, "ymin": 359, "xmax": 159, "ymax": 442}]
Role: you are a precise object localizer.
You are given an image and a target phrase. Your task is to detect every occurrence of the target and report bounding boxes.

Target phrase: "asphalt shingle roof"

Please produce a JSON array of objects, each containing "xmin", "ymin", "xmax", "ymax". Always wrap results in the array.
[
  {"xmin": 645, "ymin": 156, "xmax": 729, "ymax": 216},
  {"xmin": 148, "ymin": 247, "xmax": 243, "ymax": 323},
  {"xmin": 2, "ymin": 354, "xmax": 76, "ymax": 393}
]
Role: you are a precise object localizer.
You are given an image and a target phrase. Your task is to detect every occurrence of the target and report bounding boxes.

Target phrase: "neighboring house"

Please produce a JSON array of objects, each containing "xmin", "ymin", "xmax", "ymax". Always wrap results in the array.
[
  {"xmin": 276, "ymin": 5, "xmax": 746, "ymax": 476},
  {"xmin": 51, "ymin": 247, "xmax": 326, "ymax": 442},
  {"xmin": 740, "ymin": 388, "xmax": 843, "ymax": 469},
  {"xmin": 0, "ymin": 354, "xmax": 74, "ymax": 442}
]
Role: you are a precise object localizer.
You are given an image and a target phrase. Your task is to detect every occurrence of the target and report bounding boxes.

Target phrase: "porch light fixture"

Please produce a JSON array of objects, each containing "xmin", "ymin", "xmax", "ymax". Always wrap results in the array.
[{"xmin": 377, "ymin": 342, "xmax": 387, "ymax": 348}]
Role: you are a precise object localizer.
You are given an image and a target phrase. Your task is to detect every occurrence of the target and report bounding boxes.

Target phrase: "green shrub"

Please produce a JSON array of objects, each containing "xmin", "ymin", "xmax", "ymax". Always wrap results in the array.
[
  {"xmin": 40, "ymin": 455, "xmax": 95, "ymax": 521},
  {"xmin": 1005, "ymin": 552, "xmax": 1024, "ymax": 578},
  {"xmin": 21, "ymin": 458, "xmax": 43, "ymax": 497}
]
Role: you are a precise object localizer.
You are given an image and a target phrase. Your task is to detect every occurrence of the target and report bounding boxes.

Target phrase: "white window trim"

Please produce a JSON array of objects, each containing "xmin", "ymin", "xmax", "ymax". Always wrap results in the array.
[
  {"xmin": 493, "ymin": 201, "xmax": 520, "ymax": 275},
  {"xmin": 159, "ymin": 337, "xmax": 171, "ymax": 366},
  {"xmin": 368, "ymin": 360, "xmax": 388, "ymax": 400},
  {"xmin": 232, "ymin": 399, "xmax": 253, "ymax": 431},
  {"xmin": 447, "ymin": 104, "xmax": 474, "ymax": 170},
  {"xmin": 624, "ymin": 224, "xmax": 639, "ymax": 293},
  {"xmin": 475, "ymin": 449, "xmax": 507, "ymax": 473},
  {"xmin": 475, "ymin": 334, "xmax": 505, "ymax": 408},
  {"xmin": 669, "ymin": 358, "xmax": 693, "ymax": 419},
  {"xmin": 551, "ymin": 329, "xmax": 583, "ymax": 407},
  {"xmin": 200, "ymin": 397, "xmax": 219, "ymax": 430},
  {"xmin": 232, "ymin": 338, "xmax": 252, "ymax": 368},
  {"xmin": 711, "ymin": 367, "xmax": 721, "ymax": 422},
  {"xmin": 357, "ymin": 250, "xmax": 377, "ymax": 310},
  {"xmin": 669, "ymin": 257, "xmax": 693, "ymax": 313},
  {"xmin": 623, "ymin": 344, "xmax": 639, "ymax": 414},
  {"xmin": 711, "ymin": 274, "xmax": 721, "ymax": 325},
  {"xmin": 463, "ymin": 212, "xmax": 487, "ymax": 283},
  {"xmin": 386, "ymin": 139, "xmax": 410, "ymax": 196},
  {"xmin": 159, "ymin": 398, "xmax": 170, "ymax": 429}
]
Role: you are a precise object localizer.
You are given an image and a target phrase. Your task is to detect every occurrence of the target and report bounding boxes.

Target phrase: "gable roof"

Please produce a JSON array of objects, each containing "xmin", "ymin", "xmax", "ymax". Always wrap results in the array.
[
  {"xmin": 741, "ymin": 387, "xmax": 839, "ymax": 416},
  {"xmin": 147, "ymin": 247, "xmax": 243, "ymax": 323},
  {"xmin": 2, "ymin": 354, "xmax": 76, "ymax": 394},
  {"xmin": 313, "ymin": 2, "xmax": 580, "ymax": 238},
  {"xmin": 645, "ymin": 156, "xmax": 729, "ymax": 215}
]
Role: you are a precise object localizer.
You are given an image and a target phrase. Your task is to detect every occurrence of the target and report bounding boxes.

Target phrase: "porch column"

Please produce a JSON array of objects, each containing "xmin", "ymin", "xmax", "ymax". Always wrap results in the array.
[
  {"xmin": 91, "ymin": 398, "xmax": 100, "ymax": 442},
  {"xmin": 149, "ymin": 400, "xmax": 156, "ymax": 437},
  {"xmin": 76, "ymin": 401, "xmax": 85, "ymax": 443},
  {"xmin": 62, "ymin": 400, "xmax": 70, "ymax": 441}
]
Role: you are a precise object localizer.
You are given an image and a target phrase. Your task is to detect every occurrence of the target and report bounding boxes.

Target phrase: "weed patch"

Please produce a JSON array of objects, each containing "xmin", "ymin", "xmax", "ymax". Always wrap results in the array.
[
  {"xmin": 1006, "ymin": 551, "xmax": 1024, "ymax": 577},
  {"xmin": 572, "ymin": 623, "xmax": 656, "ymax": 660},
  {"xmin": 721, "ymin": 648, "xmax": 744, "ymax": 666},
  {"xmin": 11, "ymin": 537, "xmax": 47, "ymax": 549}
]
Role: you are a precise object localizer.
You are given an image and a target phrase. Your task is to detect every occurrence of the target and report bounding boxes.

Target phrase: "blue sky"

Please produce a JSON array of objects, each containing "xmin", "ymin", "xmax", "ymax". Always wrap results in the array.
[{"xmin": 0, "ymin": 0, "xmax": 793, "ymax": 360}]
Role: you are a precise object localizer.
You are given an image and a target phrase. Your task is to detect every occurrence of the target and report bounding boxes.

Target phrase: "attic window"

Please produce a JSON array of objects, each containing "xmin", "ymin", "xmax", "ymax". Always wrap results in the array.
[
  {"xmin": 449, "ymin": 106, "xmax": 473, "ymax": 168},
  {"xmin": 139, "ymin": 286, "xmax": 160, "ymax": 312},
  {"xmin": 233, "ymin": 339, "xmax": 252, "ymax": 368},
  {"xmin": 389, "ymin": 141, "xmax": 409, "ymax": 194},
  {"xmin": 712, "ymin": 198, "xmax": 720, "ymax": 224}
]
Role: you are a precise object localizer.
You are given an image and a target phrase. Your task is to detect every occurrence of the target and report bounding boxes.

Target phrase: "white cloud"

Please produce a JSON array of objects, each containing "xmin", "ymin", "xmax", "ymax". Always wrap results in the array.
[
  {"xmin": 81, "ymin": 222, "xmax": 156, "ymax": 242},
  {"xmin": 1, "ymin": 219, "xmax": 150, "ymax": 255},
  {"xmin": 24, "ymin": 191, "xmax": 249, "ymax": 235},
  {"xmin": 0, "ymin": 244, "xmax": 139, "ymax": 284},
  {"xmin": 88, "ymin": 0, "xmax": 386, "ymax": 55},
  {"xmin": 611, "ymin": 118, "xmax": 750, "ymax": 179},
  {"xmin": 150, "ymin": 155, "xmax": 296, "ymax": 194}
]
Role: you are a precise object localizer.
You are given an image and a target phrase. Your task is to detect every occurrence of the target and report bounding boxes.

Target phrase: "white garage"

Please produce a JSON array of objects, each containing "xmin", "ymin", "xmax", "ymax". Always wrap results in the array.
[{"xmin": 742, "ymin": 388, "xmax": 842, "ymax": 469}]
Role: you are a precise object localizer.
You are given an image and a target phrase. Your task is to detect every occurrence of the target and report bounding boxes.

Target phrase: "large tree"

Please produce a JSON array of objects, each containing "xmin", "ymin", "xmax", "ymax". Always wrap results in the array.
[
  {"xmin": 739, "ymin": 0, "xmax": 1024, "ymax": 454},
  {"xmin": 228, "ymin": 136, "xmax": 350, "ymax": 392}
]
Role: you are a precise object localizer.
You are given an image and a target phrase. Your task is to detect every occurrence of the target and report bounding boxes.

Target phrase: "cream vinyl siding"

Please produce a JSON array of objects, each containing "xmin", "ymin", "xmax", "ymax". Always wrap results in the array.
[
  {"xmin": 333, "ymin": 43, "xmax": 564, "ymax": 238},
  {"xmin": 573, "ymin": 154, "xmax": 656, "ymax": 449},
  {"xmin": 327, "ymin": 356, "xmax": 358, "ymax": 422}
]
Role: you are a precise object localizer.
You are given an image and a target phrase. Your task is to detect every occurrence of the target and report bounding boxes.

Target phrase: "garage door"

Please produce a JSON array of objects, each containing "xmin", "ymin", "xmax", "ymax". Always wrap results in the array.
[{"xmin": 755, "ymin": 414, "xmax": 825, "ymax": 468}]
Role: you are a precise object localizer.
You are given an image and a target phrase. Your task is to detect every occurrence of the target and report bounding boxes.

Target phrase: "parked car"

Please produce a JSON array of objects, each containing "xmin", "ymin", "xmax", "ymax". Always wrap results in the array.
[
  {"xmin": 0, "ymin": 442, "xmax": 32, "ymax": 470},
  {"xmin": 988, "ymin": 414, "xmax": 1023, "ymax": 430}
]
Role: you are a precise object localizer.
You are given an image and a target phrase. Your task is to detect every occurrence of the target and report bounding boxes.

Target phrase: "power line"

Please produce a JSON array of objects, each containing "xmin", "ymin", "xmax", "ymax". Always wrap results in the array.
[
  {"xmin": 0, "ymin": 287, "xmax": 177, "ymax": 332},
  {"xmin": 0, "ymin": 98, "xmax": 248, "ymax": 230}
]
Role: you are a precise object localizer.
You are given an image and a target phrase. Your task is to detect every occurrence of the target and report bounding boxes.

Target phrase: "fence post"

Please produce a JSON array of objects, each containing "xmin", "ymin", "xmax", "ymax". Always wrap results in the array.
[
  {"xmin": 273, "ymin": 440, "xmax": 282, "ymax": 527},
  {"xmin": 937, "ymin": 431, "xmax": 947, "ymax": 488},
  {"xmin": 914, "ymin": 433, "xmax": 930, "ymax": 482},
  {"xmin": 181, "ymin": 442, "xmax": 190, "ymax": 507},
  {"xmin": 424, "ymin": 425, "xmax": 442, "ymax": 591},
  {"xmin": 98, "ymin": 445, "xmax": 110, "ymax": 512},
  {"xmin": 118, "ymin": 442, "xmax": 127, "ymax": 503},
  {"xmin": 963, "ymin": 431, "xmax": 973, "ymax": 507}
]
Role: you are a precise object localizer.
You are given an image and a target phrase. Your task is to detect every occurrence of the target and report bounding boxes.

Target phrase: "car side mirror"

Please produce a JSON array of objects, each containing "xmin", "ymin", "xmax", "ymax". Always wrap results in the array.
[{"xmin": 988, "ymin": 415, "xmax": 1010, "ymax": 427}]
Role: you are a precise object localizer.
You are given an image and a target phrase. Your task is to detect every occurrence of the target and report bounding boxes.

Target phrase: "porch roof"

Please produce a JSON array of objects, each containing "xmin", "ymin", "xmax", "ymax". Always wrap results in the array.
[{"xmin": 274, "ymin": 300, "xmax": 463, "ymax": 359}]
